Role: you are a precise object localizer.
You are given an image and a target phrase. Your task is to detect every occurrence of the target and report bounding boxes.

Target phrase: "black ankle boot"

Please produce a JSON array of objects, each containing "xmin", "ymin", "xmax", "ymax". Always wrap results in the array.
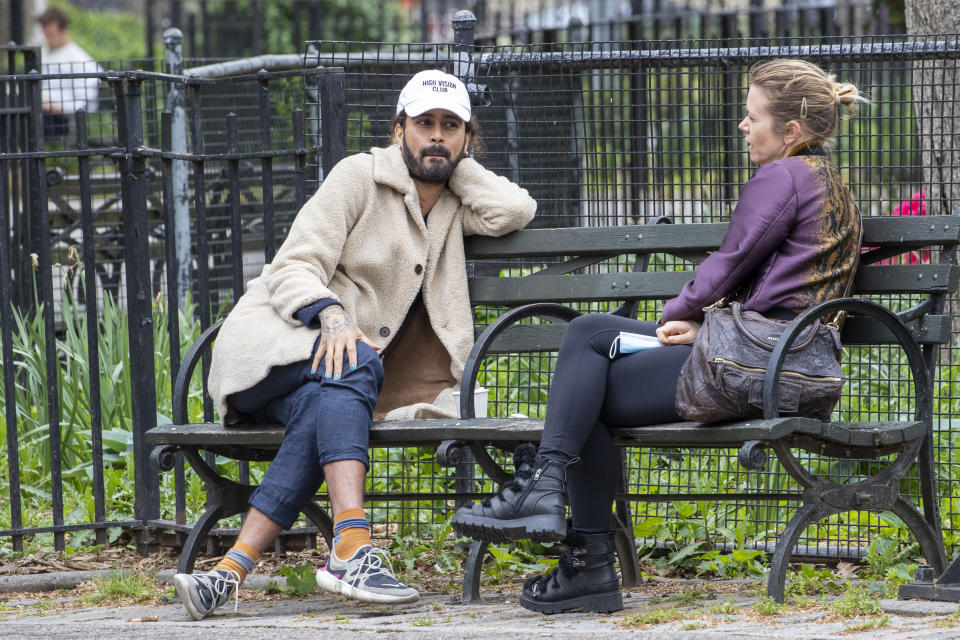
[
  {"xmin": 519, "ymin": 530, "xmax": 623, "ymax": 614},
  {"xmin": 451, "ymin": 444, "xmax": 568, "ymax": 543}
]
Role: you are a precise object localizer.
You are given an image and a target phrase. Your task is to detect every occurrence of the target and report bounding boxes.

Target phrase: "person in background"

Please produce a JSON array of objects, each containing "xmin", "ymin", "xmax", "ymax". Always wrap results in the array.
[{"xmin": 36, "ymin": 7, "xmax": 102, "ymax": 138}]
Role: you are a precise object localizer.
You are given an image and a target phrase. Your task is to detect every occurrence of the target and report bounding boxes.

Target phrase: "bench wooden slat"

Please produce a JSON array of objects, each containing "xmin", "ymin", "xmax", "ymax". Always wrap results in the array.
[
  {"xmin": 466, "ymin": 223, "xmax": 728, "ymax": 258},
  {"xmin": 479, "ymin": 314, "xmax": 952, "ymax": 354},
  {"xmin": 464, "ymin": 216, "xmax": 960, "ymax": 259},
  {"xmin": 854, "ymin": 264, "xmax": 959, "ymax": 294},
  {"xmin": 842, "ymin": 314, "xmax": 952, "ymax": 345},
  {"xmin": 469, "ymin": 264, "xmax": 957, "ymax": 306},
  {"xmin": 861, "ymin": 215, "xmax": 960, "ymax": 245},
  {"xmin": 147, "ymin": 418, "xmax": 546, "ymax": 449},
  {"xmin": 469, "ymin": 271, "xmax": 692, "ymax": 304},
  {"xmin": 148, "ymin": 417, "xmax": 924, "ymax": 452},
  {"xmin": 609, "ymin": 419, "xmax": 924, "ymax": 448}
]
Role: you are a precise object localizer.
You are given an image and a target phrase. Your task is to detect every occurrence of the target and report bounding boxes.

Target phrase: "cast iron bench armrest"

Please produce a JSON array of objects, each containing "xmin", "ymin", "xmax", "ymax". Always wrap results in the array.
[
  {"xmin": 761, "ymin": 298, "xmax": 930, "ymax": 422},
  {"xmin": 172, "ymin": 319, "xmax": 224, "ymax": 424},
  {"xmin": 456, "ymin": 302, "xmax": 581, "ymax": 483}
]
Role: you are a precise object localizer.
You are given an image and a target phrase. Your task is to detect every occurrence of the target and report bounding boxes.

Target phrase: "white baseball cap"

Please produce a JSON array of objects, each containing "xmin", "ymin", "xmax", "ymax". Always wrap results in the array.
[{"xmin": 396, "ymin": 70, "xmax": 471, "ymax": 122}]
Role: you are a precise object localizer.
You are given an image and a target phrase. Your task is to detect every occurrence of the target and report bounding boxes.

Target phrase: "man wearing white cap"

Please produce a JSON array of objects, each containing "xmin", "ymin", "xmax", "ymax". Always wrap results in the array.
[{"xmin": 173, "ymin": 69, "xmax": 536, "ymax": 620}]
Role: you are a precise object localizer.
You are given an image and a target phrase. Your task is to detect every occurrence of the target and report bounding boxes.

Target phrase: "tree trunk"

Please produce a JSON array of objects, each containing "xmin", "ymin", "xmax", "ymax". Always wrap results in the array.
[
  {"xmin": 905, "ymin": 1, "xmax": 960, "ymax": 218},
  {"xmin": 906, "ymin": 2, "xmax": 960, "ymax": 353}
]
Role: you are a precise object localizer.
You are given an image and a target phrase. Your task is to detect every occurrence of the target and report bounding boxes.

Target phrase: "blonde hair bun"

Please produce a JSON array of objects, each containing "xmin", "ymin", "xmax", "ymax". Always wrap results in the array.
[{"xmin": 831, "ymin": 82, "xmax": 865, "ymax": 120}]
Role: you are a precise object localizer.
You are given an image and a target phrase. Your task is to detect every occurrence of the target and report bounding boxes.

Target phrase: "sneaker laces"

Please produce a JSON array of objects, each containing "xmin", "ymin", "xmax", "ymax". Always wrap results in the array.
[
  {"xmin": 352, "ymin": 547, "xmax": 398, "ymax": 585},
  {"xmin": 205, "ymin": 568, "xmax": 241, "ymax": 612}
]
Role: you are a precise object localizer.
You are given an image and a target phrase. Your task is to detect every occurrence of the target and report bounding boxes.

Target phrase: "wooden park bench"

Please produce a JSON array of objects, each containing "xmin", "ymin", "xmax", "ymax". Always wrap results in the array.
[{"xmin": 147, "ymin": 211, "xmax": 959, "ymax": 603}]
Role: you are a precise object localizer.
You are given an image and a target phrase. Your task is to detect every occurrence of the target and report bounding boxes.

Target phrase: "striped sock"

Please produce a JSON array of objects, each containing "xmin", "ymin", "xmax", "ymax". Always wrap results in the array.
[
  {"xmin": 214, "ymin": 540, "xmax": 260, "ymax": 585},
  {"xmin": 332, "ymin": 508, "xmax": 371, "ymax": 560}
]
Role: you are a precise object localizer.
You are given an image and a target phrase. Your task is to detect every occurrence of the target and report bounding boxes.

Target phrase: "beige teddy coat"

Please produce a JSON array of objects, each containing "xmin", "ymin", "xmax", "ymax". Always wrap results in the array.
[{"xmin": 208, "ymin": 144, "xmax": 537, "ymax": 422}]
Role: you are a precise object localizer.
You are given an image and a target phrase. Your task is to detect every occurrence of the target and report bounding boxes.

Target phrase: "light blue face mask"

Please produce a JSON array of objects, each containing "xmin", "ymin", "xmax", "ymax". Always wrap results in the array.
[{"xmin": 608, "ymin": 331, "xmax": 664, "ymax": 358}]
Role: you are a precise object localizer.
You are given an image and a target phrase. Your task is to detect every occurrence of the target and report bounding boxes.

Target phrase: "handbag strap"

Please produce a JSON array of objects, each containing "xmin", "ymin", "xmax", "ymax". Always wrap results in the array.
[
  {"xmin": 825, "ymin": 203, "xmax": 864, "ymax": 329},
  {"xmin": 730, "ymin": 302, "xmax": 821, "ymax": 352}
]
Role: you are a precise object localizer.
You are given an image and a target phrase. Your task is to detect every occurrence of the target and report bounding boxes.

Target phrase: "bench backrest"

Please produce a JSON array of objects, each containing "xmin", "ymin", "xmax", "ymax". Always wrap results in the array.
[{"xmin": 464, "ymin": 215, "xmax": 960, "ymax": 353}]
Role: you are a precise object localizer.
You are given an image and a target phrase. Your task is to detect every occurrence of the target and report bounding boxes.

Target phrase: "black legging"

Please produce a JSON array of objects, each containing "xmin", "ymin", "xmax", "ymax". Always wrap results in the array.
[{"xmin": 538, "ymin": 313, "xmax": 692, "ymax": 533}]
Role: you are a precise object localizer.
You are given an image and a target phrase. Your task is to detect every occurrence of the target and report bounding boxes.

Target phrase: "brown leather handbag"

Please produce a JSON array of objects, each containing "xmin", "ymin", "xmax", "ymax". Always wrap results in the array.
[{"xmin": 674, "ymin": 301, "xmax": 845, "ymax": 423}]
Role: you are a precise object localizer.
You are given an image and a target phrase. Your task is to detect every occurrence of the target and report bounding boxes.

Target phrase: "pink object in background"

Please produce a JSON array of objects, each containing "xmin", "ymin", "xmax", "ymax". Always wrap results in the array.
[{"xmin": 869, "ymin": 191, "xmax": 928, "ymax": 265}]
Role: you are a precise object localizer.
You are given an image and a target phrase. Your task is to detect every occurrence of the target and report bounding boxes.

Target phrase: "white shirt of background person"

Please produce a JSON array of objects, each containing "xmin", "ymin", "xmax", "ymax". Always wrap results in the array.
[{"xmin": 37, "ymin": 10, "xmax": 103, "ymax": 116}]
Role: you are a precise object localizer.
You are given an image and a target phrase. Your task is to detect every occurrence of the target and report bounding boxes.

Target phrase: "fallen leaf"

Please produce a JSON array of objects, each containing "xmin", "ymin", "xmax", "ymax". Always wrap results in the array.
[
  {"xmin": 126, "ymin": 616, "xmax": 159, "ymax": 623},
  {"xmin": 835, "ymin": 561, "xmax": 859, "ymax": 579}
]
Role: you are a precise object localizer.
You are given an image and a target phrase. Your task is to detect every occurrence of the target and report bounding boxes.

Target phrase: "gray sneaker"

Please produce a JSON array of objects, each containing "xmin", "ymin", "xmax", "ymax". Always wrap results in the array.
[
  {"xmin": 316, "ymin": 545, "xmax": 419, "ymax": 604},
  {"xmin": 173, "ymin": 569, "xmax": 240, "ymax": 620}
]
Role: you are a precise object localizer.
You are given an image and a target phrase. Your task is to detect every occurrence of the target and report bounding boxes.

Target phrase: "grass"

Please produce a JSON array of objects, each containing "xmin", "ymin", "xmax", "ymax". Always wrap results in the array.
[
  {"xmin": 708, "ymin": 598, "xmax": 738, "ymax": 615},
  {"xmin": 752, "ymin": 597, "xmax": 786, "ymax": 616},
  {"xmin": 666, "ymin": 585, "xmax": 716, "ymax": 605},
  {"xmin": 82, "ymin": 571, "xmax": 160, "ymax": 605},
  {"xmin": 843, "ymin": 615, "xmax": 890, "ymax": 633},
  {"xmin": 620, "ymin": 605, "xmax": 694, "ymax": 627},
  {"xmin": 829, "ymin": 585, "xmax": 883, "ymax": 618}
]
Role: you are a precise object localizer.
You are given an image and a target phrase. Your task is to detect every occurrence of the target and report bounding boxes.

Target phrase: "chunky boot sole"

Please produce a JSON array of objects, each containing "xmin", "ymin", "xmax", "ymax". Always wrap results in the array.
[
  {"xmin": 519, "ymin": 589, "xmax": 623, "ymax": 614},
  {"xmin": 451, "ymin": 512, "xmax": 566, "ymax": 543}
]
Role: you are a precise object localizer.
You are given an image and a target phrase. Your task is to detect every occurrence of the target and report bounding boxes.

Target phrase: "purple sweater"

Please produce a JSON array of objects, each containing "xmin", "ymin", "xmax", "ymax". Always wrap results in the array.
[{"xmin": 661, "ymin": 148, "xmax": 861, "ymax": 323}]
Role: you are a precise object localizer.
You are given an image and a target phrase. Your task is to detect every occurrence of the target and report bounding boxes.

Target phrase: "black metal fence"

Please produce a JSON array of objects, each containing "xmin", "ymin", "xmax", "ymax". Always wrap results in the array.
[
  {"xmin": 472, "ymin": 0, "xmax": 882, "ymax": 45},
  {"xmin": 299, "ymin": 29, "xmax": 960, "ymax": 560},
  {"xmin": 2, "ymin": 20, "xmax": 960, "ymax": 562},
  {"xmin": 0, "ymin": 46, "xmax": 332, "ymax": 550},
  {"xmin": 135, "ymin": 0, "xmax": 884, "ymax": 60}
]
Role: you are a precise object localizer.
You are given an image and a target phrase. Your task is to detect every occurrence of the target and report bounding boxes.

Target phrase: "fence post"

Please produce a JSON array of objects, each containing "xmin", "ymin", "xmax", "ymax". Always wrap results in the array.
[
  {"xmin": 111, "ymin": 73, "xmax": 161, "ymax": 550},
  {"xmin": 452, "ymin": 9, "xmax": 476, "ymax": 82},
  {"xmin": 164, "ymin": 28, "xmax": 192, "ymax": 311},
  {"xmin": 0, "ymin": 54, "xmax": 25, "ymax": 552},
  {"xmin": 318, "ymin": 67, "xmax": 346, "ymax": 180},
  {"xmin": 20, "ymin": 69, "xmax": 44, "ymax": 314},
  {"xmin": 420, "ymin": 0, "xmax": 429, "ymax": 41},
  {"xmin": 452, "ymin": 10, "xmax": 477, "ymax": 508},
  {"xmin": 309, "ymin": 0, "xmax": 324, "ymax": 41}
]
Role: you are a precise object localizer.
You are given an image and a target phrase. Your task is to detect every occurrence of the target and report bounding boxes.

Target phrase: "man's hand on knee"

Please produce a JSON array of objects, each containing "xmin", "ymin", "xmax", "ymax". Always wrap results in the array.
[{"xmin": 313, "ymin": 305, "xmax": 380, "ymax": 379}]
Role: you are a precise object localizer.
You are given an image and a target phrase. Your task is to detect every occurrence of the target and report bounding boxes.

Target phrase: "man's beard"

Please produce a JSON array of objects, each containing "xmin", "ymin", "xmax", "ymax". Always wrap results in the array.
[{"xmin": 401, "ymin": 138, "xmax": 467, "ymax": 184}]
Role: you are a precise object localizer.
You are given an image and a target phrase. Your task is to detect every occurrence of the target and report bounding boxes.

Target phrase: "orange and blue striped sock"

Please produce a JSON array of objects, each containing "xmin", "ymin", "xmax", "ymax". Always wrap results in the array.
[
  {"xmin": 213, "ymin": 540, "xmax": 259, "ymax": 585},
  {"xmin": 331, "ymin": 508, "xmax": 371, "ymax": 560}
]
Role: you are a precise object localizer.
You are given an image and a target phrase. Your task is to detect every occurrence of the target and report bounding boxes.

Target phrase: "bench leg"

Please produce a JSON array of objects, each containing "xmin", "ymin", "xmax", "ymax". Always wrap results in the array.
[
  {"xmin": 178, "ymin": 449, "xmax": 256, "ymax": 573},
  {"xmin": 462, "ymin": 539, "xmax": 489, "ymax": 604},
  {"xmin": 891, "ymin": 496, "xmax": 947, "ymax": 574},
  {"xmin": 301, "ymin": 500, "xmax": 335, "ymax": 551},
  {"xmin": 178, "ymin": 504, "xmax": 231, "ymax": 574},
  {"xmin": 767, "ymin": 503, "xmax": 819, "ymax": 603},
  {"xmin": 768, "ymin": 438, "xmax": 946, "ymax": 603},
  {"xmin": 614, "ymin": 448, "xmax": 642, "ymax": 589},
  {"xmin": 612, "ymin": 511, "xmax": 641, "ymax": 589}
]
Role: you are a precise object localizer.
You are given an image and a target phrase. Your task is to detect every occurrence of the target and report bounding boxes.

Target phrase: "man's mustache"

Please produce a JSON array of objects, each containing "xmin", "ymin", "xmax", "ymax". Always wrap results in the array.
[{"xmin": 420, "ymin": 145, "xmax": 451, "ymax": 159}]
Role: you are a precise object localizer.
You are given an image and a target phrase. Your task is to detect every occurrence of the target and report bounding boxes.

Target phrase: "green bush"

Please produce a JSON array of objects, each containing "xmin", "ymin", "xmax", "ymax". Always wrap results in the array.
[{"xmin": 50, "ymin": 0, "xmax": 148, "ymax": 62}]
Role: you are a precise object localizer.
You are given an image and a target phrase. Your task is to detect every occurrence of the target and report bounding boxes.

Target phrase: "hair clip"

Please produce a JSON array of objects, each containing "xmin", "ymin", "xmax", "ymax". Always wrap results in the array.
[{"xmin": 800, "ymin": 97, "xmax": 808, "ymax": 119}]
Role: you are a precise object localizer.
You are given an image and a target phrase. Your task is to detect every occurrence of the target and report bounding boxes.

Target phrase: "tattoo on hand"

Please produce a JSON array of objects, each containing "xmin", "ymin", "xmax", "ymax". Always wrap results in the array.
[{"xmin": 320, "ymin": 306, "xmax": 353, "ymax": 339}]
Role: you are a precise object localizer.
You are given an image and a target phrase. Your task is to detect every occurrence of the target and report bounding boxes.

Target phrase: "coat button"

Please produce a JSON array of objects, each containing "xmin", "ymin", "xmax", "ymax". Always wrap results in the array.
[
  {"xmin": 414, "ymin": 264, "xmax": 423, "ymax": 275},
  {"xmin": 379, "ymin": 327, "xmax": 390, "ymax": 337}
]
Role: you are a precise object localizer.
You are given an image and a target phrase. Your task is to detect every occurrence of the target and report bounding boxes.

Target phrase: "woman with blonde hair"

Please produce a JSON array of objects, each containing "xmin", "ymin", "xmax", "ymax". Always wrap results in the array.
[{"xmin": 453, "ymin": 58, "xmax": 866, "ymax": 614}]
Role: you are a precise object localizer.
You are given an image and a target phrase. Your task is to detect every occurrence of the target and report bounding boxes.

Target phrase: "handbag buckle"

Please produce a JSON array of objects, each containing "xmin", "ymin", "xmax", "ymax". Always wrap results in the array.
[{"xmin": 825, "ymin": 310, "xmax": 847, "ymax": 330}]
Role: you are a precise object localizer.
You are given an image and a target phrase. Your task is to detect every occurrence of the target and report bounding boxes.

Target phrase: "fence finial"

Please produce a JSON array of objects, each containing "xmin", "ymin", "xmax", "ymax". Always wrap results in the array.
[
  {"xmin": 452, "ymin": 11, "xmax": 477, "ymax": 84},
  {"xmin": 163, "ymin": 28, "xmax": 184, "ymax": 46},
  {"xmin": 453, "ymin": 10, "xmax": 477, "ymax": 47}
]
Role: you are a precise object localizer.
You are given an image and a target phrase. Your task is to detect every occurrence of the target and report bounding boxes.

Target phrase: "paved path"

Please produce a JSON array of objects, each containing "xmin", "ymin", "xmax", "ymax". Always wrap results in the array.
[{"xmin": 2, "ymin": 578, "xmax": 960, "ymax": 639}]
